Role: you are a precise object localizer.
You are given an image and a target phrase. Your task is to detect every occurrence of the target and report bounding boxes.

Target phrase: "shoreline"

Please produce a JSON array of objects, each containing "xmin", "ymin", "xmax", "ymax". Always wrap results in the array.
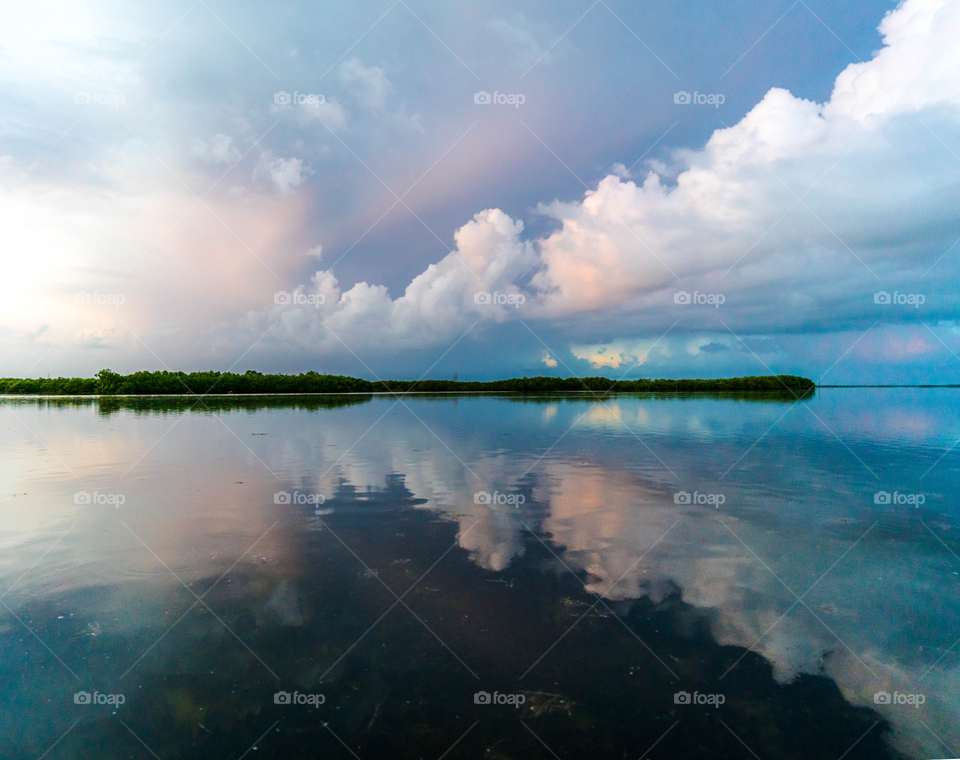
[{"xmin": 2, "ymin": 385, "xmax": 958, "ymax": 399}]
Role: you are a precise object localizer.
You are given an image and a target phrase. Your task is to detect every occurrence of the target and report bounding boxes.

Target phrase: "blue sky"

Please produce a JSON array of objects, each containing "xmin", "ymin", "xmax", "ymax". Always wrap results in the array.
[{"xmin": 2, "ymin": 0, "xmax": 959, "ymax": 382}]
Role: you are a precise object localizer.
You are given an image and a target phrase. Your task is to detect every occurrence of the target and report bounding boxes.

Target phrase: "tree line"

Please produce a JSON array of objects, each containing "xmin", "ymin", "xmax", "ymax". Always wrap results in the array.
[{"xmin": 0, "ymin": 369, "xmax": 815, "ymax": 396}]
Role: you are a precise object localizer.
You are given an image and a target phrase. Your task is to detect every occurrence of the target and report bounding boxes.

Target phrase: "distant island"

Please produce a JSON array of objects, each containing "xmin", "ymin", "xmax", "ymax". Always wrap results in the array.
[{"xmin": 0, "ymin": 369, "xmax": 815, "ymax": 396}]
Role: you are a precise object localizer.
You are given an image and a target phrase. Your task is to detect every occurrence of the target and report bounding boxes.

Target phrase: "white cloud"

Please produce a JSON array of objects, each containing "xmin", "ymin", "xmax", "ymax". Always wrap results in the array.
[
  {"xmin": 389, "ymin": 104, "xmax": 424, "ymax": 133},
  {"xmin": 339, "ymin": 57, "xmax": 392, "ymax": 111},
  {"xmin": 191, "ymin": 134, "xmax": 241, "ymax": 164},
  {"xmin": 25, "ymin": 324, "xmax": 49, "ymax": 342},
  {"xmin": 255, "ymin": 152, "xmax": 310, "ymax": 194},
  {"xmin": 336, "ymin": 57, "xmax": 424, "ymax": 130},
  {"xmin": 242, "ymin": 209, "xmax": 537, "ymax": 352},
  {"xmin": 488, "ymin": 15, "xmax": 548, "ymax": 68},
  {"xmin": 570, "ymin": 341, "xmax": 653, "ymax": 370},
  {"xmin": 525, "ymin": 0, "xmax": 960, "ymax": 327},
  {"xmin": 826, "ymin": 0, "xmax": 960, "ymax": 124},
  {"xmin": 240, "ymin": 0, "xmax": 960, "ymax": 360},
  {"xmin": 272, "ymin": 98, "xmax": 350, "ymax": 132}
]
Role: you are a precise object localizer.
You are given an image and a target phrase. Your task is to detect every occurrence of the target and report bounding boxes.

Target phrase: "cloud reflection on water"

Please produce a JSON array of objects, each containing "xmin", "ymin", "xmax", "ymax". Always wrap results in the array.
[{"xmin": 2, "ymin": 391, "xmax": 959, "ymax": 757}]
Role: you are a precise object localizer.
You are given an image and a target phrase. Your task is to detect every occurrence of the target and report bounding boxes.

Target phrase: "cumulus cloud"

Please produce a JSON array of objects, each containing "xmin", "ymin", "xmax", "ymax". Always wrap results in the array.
[
  {"xmin": 242, "ymin": 0, "xmax": 960, "ymax": 361},
  {"xmin": 336, "ymin": 58, "xmax": 422, "ymax": 131},
  {"xmin": 25, "ymin": 324, "xmax": 49, "ymax": 342},
  {"xmin": 272, "ymin": 97, "xmax": 350, "ymax": 131},
  {"xmin": 528, "ymin": 0, "xmax": 960, "ymax": 330},
  {"xmin": 191, "ymin": 134, "xmax": 241, "ymax": 164},
  {"xmin": 242, "ymin": 209, "xmax": 537, "ymax": 352},
  {"xmin": 255, "ymin": 152, "xmax": 310, "ymax": 193},
  {"xmin": 339, "ymin": 57, "xmax": 392, "ymax": 111},
  {"xmin": 571, "ymin": 344, "xmax": 632, "ymax": 370}
]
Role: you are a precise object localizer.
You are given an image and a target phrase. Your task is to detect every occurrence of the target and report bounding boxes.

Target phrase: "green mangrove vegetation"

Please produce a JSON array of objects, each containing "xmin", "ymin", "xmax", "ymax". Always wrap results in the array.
[{"xmin": 0, "ymin": 369, "xmax": 816, "ymax": 396}]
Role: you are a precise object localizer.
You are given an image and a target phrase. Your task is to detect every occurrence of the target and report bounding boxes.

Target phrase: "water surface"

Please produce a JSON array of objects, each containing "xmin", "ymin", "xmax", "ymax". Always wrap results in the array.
[{"xmin": 1, "ymin": 389, "xmax": 958, "ymax": 759}]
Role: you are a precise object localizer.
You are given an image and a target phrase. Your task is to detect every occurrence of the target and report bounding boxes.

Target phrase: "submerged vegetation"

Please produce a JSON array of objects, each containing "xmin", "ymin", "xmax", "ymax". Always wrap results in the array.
[{"xmin": 0, "ymin": 369, "xmax": 815, "ymax": 396}]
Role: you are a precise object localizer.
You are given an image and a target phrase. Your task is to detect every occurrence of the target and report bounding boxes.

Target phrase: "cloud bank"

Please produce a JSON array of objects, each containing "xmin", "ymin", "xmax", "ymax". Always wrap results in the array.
[{"xmin": 241, "ymin": 0, "xmax": 960, "ymax": 376}]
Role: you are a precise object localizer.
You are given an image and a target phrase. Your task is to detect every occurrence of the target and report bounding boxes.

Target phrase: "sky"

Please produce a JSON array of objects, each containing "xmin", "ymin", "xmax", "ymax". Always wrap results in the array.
[{"xmin": 1, "ymin": 0, "xmax": 959, "ymax": 383}]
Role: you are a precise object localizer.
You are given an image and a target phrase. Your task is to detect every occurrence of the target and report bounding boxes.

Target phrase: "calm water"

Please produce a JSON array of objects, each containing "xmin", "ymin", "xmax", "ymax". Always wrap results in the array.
[{"xmin": 1, "ymin": 389, "xmax": 958, "ymax": 759}]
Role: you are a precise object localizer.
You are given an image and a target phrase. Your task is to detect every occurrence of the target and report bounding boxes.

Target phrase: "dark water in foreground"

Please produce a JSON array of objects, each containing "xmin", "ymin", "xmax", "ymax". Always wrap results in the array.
[{"xmin": 1, "ymin": 390, "xmax": 959, "ymax": 759}]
